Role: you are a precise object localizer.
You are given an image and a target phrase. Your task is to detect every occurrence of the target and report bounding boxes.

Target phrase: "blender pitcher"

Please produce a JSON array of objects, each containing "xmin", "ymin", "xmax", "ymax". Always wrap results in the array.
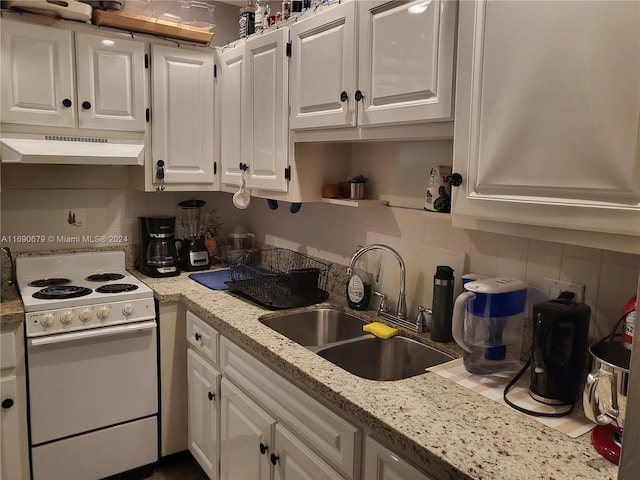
[{"xmin": 452, "ymin": 278, "xmax": 528, "ymax": 375}]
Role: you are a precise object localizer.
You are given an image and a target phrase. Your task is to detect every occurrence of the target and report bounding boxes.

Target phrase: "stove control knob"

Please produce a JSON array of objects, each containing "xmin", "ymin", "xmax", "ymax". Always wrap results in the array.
[
  {"xmin": 79, "ymin": 309, "xmax": 92, "ymax": 322},
  {"xmin": 122, "ymin": 304, "xmax": 135, "ymax": 317},
  {"xmin": 60, "ymin": 311, "xmax": 74, "ymax": 325},
  {"xmin": 41, "ymin": 314, "xmax": 56, "ymax": 327},
  {"xmin": 97, "ymin": 306, "xmax": 111, "ymax": 320}
]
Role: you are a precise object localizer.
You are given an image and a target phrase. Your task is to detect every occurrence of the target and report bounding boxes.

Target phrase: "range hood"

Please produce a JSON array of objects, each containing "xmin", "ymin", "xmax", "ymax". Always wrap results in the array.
[{"xmin": 0, "ymin": 134, "xmax": 145, "ymax": 166}]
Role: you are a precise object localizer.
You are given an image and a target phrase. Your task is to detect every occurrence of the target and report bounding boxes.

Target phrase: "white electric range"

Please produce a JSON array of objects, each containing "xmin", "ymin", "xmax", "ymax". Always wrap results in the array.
[{"xmin": 16, "ymin": 251, "xmax": 159, "ymax": 479}]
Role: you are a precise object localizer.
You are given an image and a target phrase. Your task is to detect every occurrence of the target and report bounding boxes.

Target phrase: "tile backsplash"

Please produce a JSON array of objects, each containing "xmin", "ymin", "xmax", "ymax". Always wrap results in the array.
[{"xmin": 1, "ymin": 186, "xmax": 638, "ymax": 342}]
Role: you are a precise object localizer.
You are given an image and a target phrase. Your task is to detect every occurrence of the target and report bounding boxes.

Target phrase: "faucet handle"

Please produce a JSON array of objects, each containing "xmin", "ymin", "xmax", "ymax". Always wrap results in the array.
[
  {"xmin": 416, "ymin": 306, "xmax": 432, "ymax": 332},
  {"xmin": 373, "ymin": 291, "xmax": 388, "ymax": 313}
]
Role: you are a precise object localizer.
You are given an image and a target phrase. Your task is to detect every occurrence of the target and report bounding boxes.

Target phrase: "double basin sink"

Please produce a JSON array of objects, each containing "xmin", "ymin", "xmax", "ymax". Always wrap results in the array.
[{"xmin": 259, "ymin": 308, "xmax": 453, "ymax": 381}]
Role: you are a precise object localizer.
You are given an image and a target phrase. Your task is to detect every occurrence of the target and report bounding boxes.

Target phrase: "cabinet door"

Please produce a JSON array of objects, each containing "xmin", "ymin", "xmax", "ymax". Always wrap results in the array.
[
  {"xmin": 289, "ymin": 1, "xmax": 357, "ymax": 130},
  {"xmin": 1, "ymin": 375, "xmax": 24, "ymax": 480},
  {"xmin": 452, "ymin": 0, "xmax": 640, "ymax": 237},
  {"xmin": 0, "ymin": 20, "xmax": 75, "ymax": 127},
  {"xmin": 220, "ymin": 378, "xmax": 274, "ymax": 480},
  {"xmin": 75, "ymin": 33, "xmax": 146, "ymax": 132},
  {"xmin": 363, "ymin": 436, "xmax": 434, "ymax": 480},
  {"xmin": 244, "ymin": 28, "xmax": 289, "ymax": 191},
  {"xmin": 273, "ymin": 424, "xmax": 344, "ymax": 480},
  {"xmin": 187, "ymin": 349, "xmax": 220, "ymax": 480},
  {"xmin": 152, "ymin": 45, "xmax": 215, "ymax": 184},
  {"xmin": 219, "ymin": 43, "xmax": 245, "ymax": 186},
  {"xmin": 357, "ymin": 0, "xmax": 456, "ymax": 126}
]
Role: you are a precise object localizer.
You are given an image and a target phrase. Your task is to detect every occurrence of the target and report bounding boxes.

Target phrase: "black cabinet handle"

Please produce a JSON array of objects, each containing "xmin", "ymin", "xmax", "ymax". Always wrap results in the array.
[
  {"xmin": 238, "ymin": 163, "xmax": 248, "ymax": 172},
  {"xmin": 208, "ymin": 391, "xmax": 215, "ymax": 401},
  {"xmin": 62, "ymin": 98, "xmax": 72, "ymax": 108},
  {"xmin": 354, "ymin": 90, "xmax": 364, "ymax": 102},
  {"xmin": 340, "ymin": 91, "xmax": 348, "ymax": 102},
  {"xmin": 270, "ymin": 453, "xmax": 279, "ymax": 466},
  {"xmin": 1, "ymin": 398, "xmax": 14, "ymax": 409},
  {"xmin": 156, "ymin": 160, "xmax": 165, "ymax": 182},
  {"xmin": 195, "ymin": 332, "xmax": 201, "ymax": 341},
  {"xmin": 259, "ymin": 443, "xmax": 268, "ymax": 455},
  {"xmin": 82, "ymin": 101, "xmax": 92, "ymax": 110},
  {"xmin": 450, "ymin": 173, "xmax": 463, "ymax": 187}
]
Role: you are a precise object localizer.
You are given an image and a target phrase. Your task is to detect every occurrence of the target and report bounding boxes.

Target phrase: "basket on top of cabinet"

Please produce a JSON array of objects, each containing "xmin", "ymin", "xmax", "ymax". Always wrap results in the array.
[{"xmin": 227, "ymin": 248, "xmax": 332, "ymax": 309}]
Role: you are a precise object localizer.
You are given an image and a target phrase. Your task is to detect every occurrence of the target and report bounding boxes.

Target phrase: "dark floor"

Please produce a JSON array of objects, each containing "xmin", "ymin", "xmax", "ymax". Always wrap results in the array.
[{"xmin": 141, "ymin": 453, "xmax": 208, "ymax": 480}]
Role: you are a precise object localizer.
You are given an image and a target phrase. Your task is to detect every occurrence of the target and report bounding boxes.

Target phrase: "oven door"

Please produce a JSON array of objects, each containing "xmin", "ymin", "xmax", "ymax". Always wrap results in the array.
[{"xmin": 27, "ymin": 321, "xmax": 158, "ymax": 445}]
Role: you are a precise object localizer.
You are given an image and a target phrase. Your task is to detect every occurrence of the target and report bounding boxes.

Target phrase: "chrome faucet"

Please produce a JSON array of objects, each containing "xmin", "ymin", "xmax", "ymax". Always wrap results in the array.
[{"xmin": 347, "ymin": 244, "xmax": 407, "ymax": 320}]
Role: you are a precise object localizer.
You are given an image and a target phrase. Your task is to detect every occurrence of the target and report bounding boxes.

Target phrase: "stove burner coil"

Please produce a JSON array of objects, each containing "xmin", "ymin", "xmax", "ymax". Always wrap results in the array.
[
  {"xmin": 86, "ymin": 273, "xmax": 126, "ymax": 282},
  {"xmin": 28, "ymin": 278, "xmax": 72, "ymax": 287},
  {"xmin": 33, "ymin": 286, "xmax": 93, "ymax": 299},
  {"xmin": 95, "ymin": 284, "xmax": 139, "ymax": 294}
]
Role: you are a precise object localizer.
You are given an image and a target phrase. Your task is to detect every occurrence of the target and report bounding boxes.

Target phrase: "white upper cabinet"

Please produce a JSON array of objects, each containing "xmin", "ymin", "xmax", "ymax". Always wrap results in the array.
[
  {"xmin": 1, "ymin": 21, "xmax": 75, "ymax": 127},
  {"xmin": 451, "ymin": 0, "xmax": 640, "ymax": 243},
  {"xmin": 75, "ymin": 33, "xmax": 146, "ymax": 131},
  {"xmin": 219, "ymin": 42, "xmax": 245, "ymax": 187},
  {"xmin": 289, "ymin": 1, "xmax": 357, "ymax": 129},
  {"xmin": 151, "ymin": 45, "xmax": 215, "ymax": 186},
  {"xmin": 1, "ymin": 20, "xmax": 146, "ymax": 132},
  {"xmin": 219, "ymin": 28, "xmax": 289, "ymax": 192},
  {"xmin": 289, "ymin": 0, "xmax": 457, "ymax": 131},
  {"xmin": 357, "ymin": 0, "xmax": 456, "ymax": 126}
]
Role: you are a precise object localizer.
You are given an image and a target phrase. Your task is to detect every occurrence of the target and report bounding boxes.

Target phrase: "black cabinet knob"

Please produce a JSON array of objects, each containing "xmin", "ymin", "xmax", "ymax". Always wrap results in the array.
[
  {"xmin": 1, "ymin": 398, "xmax": 14, "ymax": 409},
  {"xmin": 62, "ymin": 98, "xmax": 72, "ymax": 108},
  {"xmin": 354, "ymin": 90, "xmax": 364, "ymax": 102},
  {"xmin": 340, "ymin": 91, "xmax": 348, "ymax": 102},
  {"xmin": 208, "ymin": 391, "xmax": 215, "ymax": 401},
  {"xmin": 156, "ymin": 160, "xmax": 165, "ymax": 181},
  {"xmin": 259, "ymin": 443, "xmax": 268, "ymax": 455},
  {"xmin": 450, "ymin": 172, "xmax": 463, "ymax": 187},
  {"xmin": 82, "ymin": 101, "xmax": 92, "ymax": 110},
  {"xmin": 270, "ymin": 453, "xmax": 279, "ymax": 466},
  {"xmin": 194, "ymin": 332, "xmax": 201, "ymax": 341}
]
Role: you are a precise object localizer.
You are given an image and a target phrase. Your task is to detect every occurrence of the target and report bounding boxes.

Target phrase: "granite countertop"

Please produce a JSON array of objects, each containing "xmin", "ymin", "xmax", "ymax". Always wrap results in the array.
[
  {"xmin": 137, "ymin": 270, "xmax": 618, "ymax": 480},
  {"xmin": 0, "ymin": 284, "xmax": 24, "ymax": 324}
]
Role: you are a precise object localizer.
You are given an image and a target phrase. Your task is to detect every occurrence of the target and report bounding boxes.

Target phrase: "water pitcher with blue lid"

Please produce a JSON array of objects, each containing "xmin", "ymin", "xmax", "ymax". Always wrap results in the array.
[{"xmin": 452, "ymin": 278, "xmax": 528, "ymax": 374}]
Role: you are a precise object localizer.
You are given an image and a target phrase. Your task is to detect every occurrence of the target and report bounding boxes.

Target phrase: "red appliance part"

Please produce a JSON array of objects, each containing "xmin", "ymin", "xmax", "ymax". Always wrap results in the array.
[{"xmin": 622, "ymin": 295, "xmax": 637, "ymax": 350}]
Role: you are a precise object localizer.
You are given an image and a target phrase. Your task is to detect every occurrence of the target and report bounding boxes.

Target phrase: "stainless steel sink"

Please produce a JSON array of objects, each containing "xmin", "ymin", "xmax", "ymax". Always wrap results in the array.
[
  {"xmin": 316, "ymin": 336, "xmax": 453, "ymax": 381},
  {"xmin": 259, "ymin": 308, "xmax": 453, "ymax": 381},
  {"xmin": 259, "ymin": 308, "xmax": 368, "ymax": 346}
]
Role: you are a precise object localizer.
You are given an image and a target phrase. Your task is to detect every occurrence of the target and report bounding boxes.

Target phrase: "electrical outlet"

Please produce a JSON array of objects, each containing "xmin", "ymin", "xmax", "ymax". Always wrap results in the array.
[{"xmin": 544, "ymin": 278, "xmax": 585, "ymax": 303}]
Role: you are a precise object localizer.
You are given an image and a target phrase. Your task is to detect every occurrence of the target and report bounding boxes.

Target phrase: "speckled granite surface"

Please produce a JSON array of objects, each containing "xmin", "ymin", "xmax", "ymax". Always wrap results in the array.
[
  {"xmin": 137, "ymin": 270, "xmax": 618, "ymax": 480},
  {"xmin": 0, "ymin": 284, "xmax": 24, "ymax": 324}
]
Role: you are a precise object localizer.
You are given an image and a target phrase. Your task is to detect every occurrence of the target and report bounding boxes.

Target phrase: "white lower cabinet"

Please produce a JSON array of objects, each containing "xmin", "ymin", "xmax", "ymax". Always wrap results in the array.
[
  {"xmin": 1, "ymin": 321, "xmax": 29, "ymax": 480},
  {"xmin": 220, "ymin": 378, "xmax": 273, "ymax": 480},
  {"xmin": 364, "ymin": 436, "xmax": 435, "ymax": 480},
  {"xmin": 187, "ymin": 346, "xmax": 221, "ymax": 480}
]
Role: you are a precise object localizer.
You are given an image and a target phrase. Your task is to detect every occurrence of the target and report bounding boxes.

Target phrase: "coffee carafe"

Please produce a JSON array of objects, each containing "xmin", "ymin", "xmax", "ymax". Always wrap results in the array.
[
  {"xmin": 137, "ymin": 216, "xmax": 179, "ymax": 278},
  {"xmin": 452, "ymin": 278, "xmax": 528, "ymax": 374},
  {"xmin": 176, "ymin": 199, "xmax": 210, "ymax": 271}
]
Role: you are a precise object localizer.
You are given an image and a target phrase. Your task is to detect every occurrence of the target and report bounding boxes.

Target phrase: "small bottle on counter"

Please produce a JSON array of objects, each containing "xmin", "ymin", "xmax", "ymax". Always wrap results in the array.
[
  {"xmin": 430, "ymin": 265, "xmax": 455, "ymax": 342},
  {"xmin": 346, "ymin": 269, "xmax": 371, "ymax": 311}
]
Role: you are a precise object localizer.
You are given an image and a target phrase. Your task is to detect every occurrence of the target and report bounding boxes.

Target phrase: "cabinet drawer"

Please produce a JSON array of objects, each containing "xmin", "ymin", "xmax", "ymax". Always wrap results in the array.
[
  {"xmin": 186, "ymin": 311, "xmax": 218, "ymax": 365},
  {"xmin": 220, "ymin": 337, "xmax": 359, "ymax": 479},
  {"xmin": 0, "ymin": 326, "xmax": 17, "ymax": 370}
]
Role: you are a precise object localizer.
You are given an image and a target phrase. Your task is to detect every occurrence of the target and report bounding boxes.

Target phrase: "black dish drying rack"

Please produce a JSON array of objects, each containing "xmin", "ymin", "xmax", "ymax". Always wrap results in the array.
[{"xmin": 226, "ymin": 248, "xmax": 332, "ymax": 309}]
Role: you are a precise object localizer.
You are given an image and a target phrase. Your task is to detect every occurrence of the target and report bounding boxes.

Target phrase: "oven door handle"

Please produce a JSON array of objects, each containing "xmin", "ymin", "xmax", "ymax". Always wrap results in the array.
[{"xmin": 28, "ymin": 321, "xmax": 157, "ymax": 347}]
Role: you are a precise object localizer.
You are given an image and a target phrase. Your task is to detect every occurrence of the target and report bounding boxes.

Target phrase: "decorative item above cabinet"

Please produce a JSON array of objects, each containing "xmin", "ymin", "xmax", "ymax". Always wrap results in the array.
[
  {"xmin": 451, "ymin": 0, "xmax": 640, "ymax": 254},
  {"xmin": 289, "ymin": 0, "xmax": 457, "ymax": 142}
]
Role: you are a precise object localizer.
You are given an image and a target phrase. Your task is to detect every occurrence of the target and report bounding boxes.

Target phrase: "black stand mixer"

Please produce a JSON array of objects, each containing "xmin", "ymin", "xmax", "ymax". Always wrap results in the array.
[{"xmin": 176, "ymin": 199, "xmax": 210, "ymax": 271}]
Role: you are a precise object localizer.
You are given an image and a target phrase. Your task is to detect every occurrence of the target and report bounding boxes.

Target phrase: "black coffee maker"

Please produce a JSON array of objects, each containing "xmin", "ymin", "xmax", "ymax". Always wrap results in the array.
[
  {"xmin": 137, "ymin": 216, "xmax": 180, "ymax": 278},
  {"xmin": 529, "ymin": 294, "xmax": 591, "ymax": 405}
]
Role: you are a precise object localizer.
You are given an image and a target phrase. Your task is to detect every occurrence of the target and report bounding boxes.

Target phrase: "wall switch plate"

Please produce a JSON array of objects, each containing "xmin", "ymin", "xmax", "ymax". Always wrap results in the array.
[{"xmin": 544, "ymin": 278, "xmax": 585, "ymax": 303}]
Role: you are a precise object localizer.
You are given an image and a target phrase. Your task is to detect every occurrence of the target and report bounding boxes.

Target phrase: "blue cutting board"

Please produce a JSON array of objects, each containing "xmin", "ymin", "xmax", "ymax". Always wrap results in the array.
[{"xmin": 189, "ymin": 269, "xmax": 230, "ymax": 290}]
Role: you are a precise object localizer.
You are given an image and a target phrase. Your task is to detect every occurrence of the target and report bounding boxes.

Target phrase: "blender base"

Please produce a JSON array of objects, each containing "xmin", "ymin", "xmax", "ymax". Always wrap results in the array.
[{"xmin": 591, "ymin": 424, "xmax": 623, "ymax": 464}]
